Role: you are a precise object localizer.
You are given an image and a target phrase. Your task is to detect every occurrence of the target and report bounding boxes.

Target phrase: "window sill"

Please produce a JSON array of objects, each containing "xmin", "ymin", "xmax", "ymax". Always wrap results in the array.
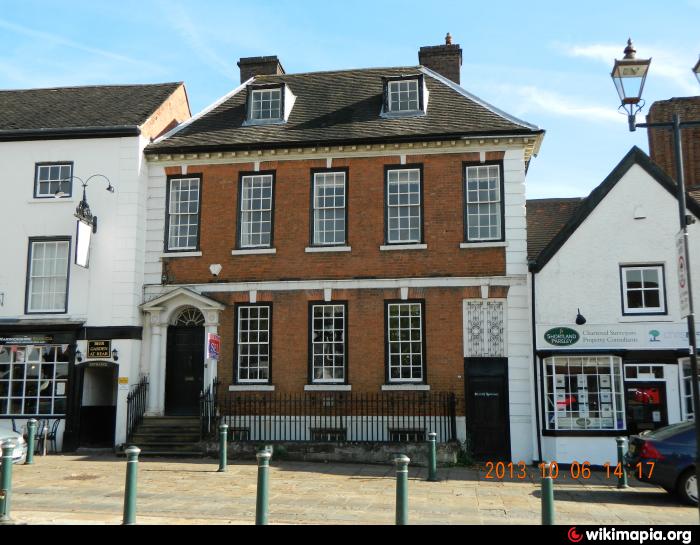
[
  {"xmin": 304, "ymin": 384, "xmax": 352, "ymax": 392},
  {"xmin": 305, "ymin": 246, "xmax": 351, "ymax": 253},
  {"xmin": 231, "ymin": 248, "xmax": 277, "ymax": 256},
  {"xmin": 460, "ymin": 242, "xmax": 508, "ymax": 249},
  {"xmin": 381, "ymin": 384, "xmax": 430, "ymax": 391},
  {"xmin": 380, "ymin": 244, "xmax": 427, "ymax": 251},
  {"xmin": 618, "ymin": 315, "xmax": 672, "ymax": 322},
  {"xmin": 229, "ymin": 385, "xmax": 276, "ymax": 392},
  {"xmin": 161, "ymin": 251, "xmax": 202, "ymax": 258},
  {"xmin": 27, "ymin": 198, "xmax": 76, "ymax": 204}
]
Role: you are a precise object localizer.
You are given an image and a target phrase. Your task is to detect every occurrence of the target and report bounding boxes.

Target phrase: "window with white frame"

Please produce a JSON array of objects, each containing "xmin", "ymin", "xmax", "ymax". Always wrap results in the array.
[
  {"xmin": 0, "ymin": 344, "xmax": 69, "ymax": 416},
  {"xmin": 464, "ymin": 300, "xmax": 506, "ymax": 357},
  {"xmin": 387, "ymin": 79, "xmax": 420, "ymax": 113},
  {"xmin": 621, "ymin": 265, "xmax": 666, "ymax": 315},
  {"xmin": 465, "ymin": 164, "xmax": 502, "ymax": 242},
  {"xmin": 167, "ymin": 177, "xmax": 200, "ymax": 251},
  {"xmin": 387, "ymin": 302, "xmax": 424, "ymax": 382},
  {"xmin": 312, "ymin": 172, "xmax": 346, "ymax": 246},
  {"xmin": 26, "ymin": 239, "xmax": 70, "ymax": 314},
  {"xmin": 34, "ymin": 163, "xmax": 72, "ymax": 198},
  {"xmin": 311, "ymin": 304, "xmax": 346, "ymax": 383},
  {"xmin": 386, "ymin": 168, "xmax": 421, "ymax": 244},
  {"xmin": 239, "ymin": 174, "xmax": 274, "ymax": 248},
  {"xmin": 250, "ymin": 88, "xmax": 282, "ymax": 121},
  {"xmin": 543, "ymin": 355, "xmax": 626, "ymax": 431},
  {"xmin": 236, "ymin": 305, "xmax": 271, "ymax": 383}
]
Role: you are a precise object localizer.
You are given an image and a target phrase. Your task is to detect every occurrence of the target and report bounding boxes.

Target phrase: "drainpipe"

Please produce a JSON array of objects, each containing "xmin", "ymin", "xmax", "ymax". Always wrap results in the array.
[{"xmin": 528, "ymin": 260, "xmax": 543, "ymax": 463}]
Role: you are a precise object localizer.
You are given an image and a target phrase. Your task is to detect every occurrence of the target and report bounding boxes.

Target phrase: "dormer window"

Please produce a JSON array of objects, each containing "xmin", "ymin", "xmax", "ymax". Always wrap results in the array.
[
  {"xmin": 245, "ymin": 83, "xmax": 296, "ymax": 125},
  {"xmin": 389, "ymin": 79, "xmax": 419, "ymax": 112},
  {"xmin": 382, "ymin": 75, "xmax": 427, "ymax": 117},
  {"xmin": 251, "ymin": 88, "xmax": 282, "ymax": 121}
]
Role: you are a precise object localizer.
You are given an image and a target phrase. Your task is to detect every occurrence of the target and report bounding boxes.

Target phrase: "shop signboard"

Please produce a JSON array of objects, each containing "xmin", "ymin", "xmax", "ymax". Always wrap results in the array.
[
  {"xmin": 537, "ymin": 323, "xmax": 700, "ymax": 350},
  {"xmin": 87, "ymin": 340, "xmax": 111, "ymax": 359}
]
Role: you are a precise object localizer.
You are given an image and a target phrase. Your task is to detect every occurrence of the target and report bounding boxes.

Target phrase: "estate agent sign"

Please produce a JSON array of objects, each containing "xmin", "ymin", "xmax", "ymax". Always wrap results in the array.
[{"xmin": 537, "ymin": 323, "xmax": 700, "ymax": 350}]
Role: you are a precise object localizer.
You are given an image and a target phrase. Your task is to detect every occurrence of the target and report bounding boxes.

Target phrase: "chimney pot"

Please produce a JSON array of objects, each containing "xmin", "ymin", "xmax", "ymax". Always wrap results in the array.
[{"xmin": 418, "ymin": 36, "xmax": 462, "ymax": 84}]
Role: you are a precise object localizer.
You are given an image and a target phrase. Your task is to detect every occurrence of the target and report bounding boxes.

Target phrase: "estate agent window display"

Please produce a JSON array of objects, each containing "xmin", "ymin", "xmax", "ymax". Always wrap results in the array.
[{"xmin": 543, "ymin": 355, "xmax": 626, "ymax": 432}]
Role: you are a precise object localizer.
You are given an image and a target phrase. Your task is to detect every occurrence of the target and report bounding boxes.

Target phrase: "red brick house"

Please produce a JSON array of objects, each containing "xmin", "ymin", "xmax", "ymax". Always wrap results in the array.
[{"xmin": 137, "ymin": 37, "xmax": 544, "ymax": 461}]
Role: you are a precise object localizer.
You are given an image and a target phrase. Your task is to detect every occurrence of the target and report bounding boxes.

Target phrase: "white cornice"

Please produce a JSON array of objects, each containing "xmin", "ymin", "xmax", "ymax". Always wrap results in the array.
[
  {"xmin": 144, "ymin": 275, "xmax": 526, "ymax": 300},
  {"xmin": 145, "ymin": 136, "xmax": 538, "ymax": 167}
]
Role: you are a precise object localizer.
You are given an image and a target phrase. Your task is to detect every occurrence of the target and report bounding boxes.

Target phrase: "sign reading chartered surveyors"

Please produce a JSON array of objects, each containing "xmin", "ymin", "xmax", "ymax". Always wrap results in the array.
[
  {"xmin": 207, "ymin": 333, "xmax": 221, "ymax": 360},
  {"xmin": 87, "ymin": 340, "xmax": 111, "ymax": 359},
  {"xmin": 677, "ymin": 230, "xmax": 691, "ymax": 318}
]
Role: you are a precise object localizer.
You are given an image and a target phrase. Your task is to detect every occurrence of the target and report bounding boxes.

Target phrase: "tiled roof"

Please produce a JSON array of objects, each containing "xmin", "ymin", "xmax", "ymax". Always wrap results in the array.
[
  {"xmin": 147, "ymin": 66, "xmax": 542, "ymax": 154},
  {"xmin": 0, "ymin": 83, "xmax": 183, "ymax": 132},
  {"xmin": 526, "ymin": 198, "xmax": 583, "ymax": 262}
]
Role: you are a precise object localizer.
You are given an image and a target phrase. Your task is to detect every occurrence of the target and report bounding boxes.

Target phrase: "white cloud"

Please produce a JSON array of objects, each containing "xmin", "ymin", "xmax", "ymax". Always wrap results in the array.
[
  {"xmin": 0, "ymin": 18, "xmax": 164, "ymax": 74},
  {"xmin": 158, "ymin": 1, "xmax": 236, "ymax": 81},
  {"xmin": 567, "ymin": 41, "xmax": 699, "ymax": 95},
  {"xmin": 495, "ymin": 84, "xmax": 623, "ymax": 124}
]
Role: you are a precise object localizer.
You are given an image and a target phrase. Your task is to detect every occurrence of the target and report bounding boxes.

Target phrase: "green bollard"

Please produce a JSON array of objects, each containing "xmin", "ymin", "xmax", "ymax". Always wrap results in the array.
[
  {"xmin": 25, "ymin": 419, "xmax": 37, "ymax": 466},
  {"xmin": 616, "ymin": 437, "xmax": 629, "ymax": 489},
  {"xmin": 394, "ymin": 454, "xmax": 410, "ymax": 525},
  {"xmin": 122, "ymin": 446, "xmax": 141, "ymax": 525},
  {"xmin": 541, "ymin": 463, "xmax": 555, "ymax": 525},
  {"xmin": 255, "ymin": 448, "xmax": 272, "ymax": 525},
  {"xmin": 427, "ymin": 432, "xmax": 438, "ymax": 482},
  {"xmin": 218, "ymin": 423, "xmax": 229, "ymax": 473},
  {"xmin": 0, "ymin": 440, "xmax": 16, "ymax": 524}
]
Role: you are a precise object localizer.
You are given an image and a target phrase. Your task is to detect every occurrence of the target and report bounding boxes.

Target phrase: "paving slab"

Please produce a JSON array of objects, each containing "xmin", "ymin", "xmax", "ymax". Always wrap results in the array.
[{"xmin": 3, "ymin": 454, "xmax": 697, "ymax": 525}]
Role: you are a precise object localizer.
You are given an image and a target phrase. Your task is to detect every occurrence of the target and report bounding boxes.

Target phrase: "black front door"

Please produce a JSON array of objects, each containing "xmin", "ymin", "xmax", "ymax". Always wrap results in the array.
[
  {"xmin": 165, "ymin": 326, "xmax": 204, "ymax": 416},
  {"xmin": 625, "ymin": 382, "xmax": 668, "ymax": 435},
  {"xmin": 465, "ymin": 358, "xmax": 510, "ymax": 461}
]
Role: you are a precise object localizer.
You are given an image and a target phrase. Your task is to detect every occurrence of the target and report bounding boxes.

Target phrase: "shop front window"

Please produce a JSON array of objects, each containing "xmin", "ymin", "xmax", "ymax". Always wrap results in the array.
[
  {"xmin": 543, "ymin": 355, "xmax": 625, "ymax": 431},
  {"xmin": 0, "ymin": 344, "xmax": 69, "ymax": 416}
]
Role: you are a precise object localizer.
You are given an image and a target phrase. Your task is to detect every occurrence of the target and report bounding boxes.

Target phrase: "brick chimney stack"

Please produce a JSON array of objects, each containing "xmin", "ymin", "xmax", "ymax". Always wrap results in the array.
[
  {"xmin": 418, "ymin": 33, "xmax": 463, "ymax": 84},
  {"xmin": 237, "ymin": 56, "xmax": 286, "ymax": 84}
]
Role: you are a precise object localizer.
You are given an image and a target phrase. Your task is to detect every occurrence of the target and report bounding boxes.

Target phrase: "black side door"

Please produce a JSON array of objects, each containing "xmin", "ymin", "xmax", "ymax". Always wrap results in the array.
[
  {"xmin": 465, "ymin": 358, "xmax": 511, "ymax": 461},
  {"xmin": 165, "ymin": 326, "xmax": 205, "ymax": 416}
]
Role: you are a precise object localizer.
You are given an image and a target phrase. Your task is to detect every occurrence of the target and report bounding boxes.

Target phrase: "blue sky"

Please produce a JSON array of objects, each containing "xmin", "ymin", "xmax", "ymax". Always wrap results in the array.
[{"xmin": 1, "ymin": 0, "xmax": 699, "ymax": 198}]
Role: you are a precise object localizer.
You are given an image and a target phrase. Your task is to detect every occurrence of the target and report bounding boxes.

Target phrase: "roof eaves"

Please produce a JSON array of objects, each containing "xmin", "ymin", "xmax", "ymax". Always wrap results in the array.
[{"xmin": 0, "ymin": 125, "xmax": 141, "ymax": 142}]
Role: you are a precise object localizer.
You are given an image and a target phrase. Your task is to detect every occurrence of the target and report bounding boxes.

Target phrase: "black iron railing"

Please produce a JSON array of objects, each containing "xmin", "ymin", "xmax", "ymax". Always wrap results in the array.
[
  {"xmin": 200, "ymin": 377, "xmax": 221, "ymax": 441},
  {"xmin": 126, "ymin": 376, "xmax": 149, "ymax": 442},
  {"xmin": 221, "ymin": 391, "xmax": 458, "ymax": 443}
]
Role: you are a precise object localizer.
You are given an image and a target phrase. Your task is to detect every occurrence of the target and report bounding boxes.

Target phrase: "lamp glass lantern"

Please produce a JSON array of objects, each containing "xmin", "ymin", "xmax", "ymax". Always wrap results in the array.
[{"xmin": 611, "ymin": 40, "xmax": 651, "ymax": 114}]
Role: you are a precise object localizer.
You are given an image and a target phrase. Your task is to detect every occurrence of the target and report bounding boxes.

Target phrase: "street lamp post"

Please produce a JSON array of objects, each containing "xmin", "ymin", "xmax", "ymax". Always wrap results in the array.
[{"xmin": 612, "ymin": 39, "xmax": 700, "ymax": 518}]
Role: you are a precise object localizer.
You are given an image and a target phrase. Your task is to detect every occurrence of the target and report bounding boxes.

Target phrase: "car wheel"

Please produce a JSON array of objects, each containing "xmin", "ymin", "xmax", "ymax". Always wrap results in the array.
[{"xmin": 677, "ymin": 469, "xmax": 699, "ymax": 506}]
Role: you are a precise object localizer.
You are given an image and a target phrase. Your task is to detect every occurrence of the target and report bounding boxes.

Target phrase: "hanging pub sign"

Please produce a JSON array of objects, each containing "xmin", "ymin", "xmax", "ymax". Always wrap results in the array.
[
  {"xmin": 87, "ymin": 340, "xmax": 111, "ymax": 359},
  {"xmin": 75, "ymin": 219, "xmax": 92, "ymax": 268}
]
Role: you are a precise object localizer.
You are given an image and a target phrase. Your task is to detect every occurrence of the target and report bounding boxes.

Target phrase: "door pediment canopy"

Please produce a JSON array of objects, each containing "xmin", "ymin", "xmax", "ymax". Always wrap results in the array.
[{"xmin": 141, "ymin": 287, "xmax": 225, "ymax": 313}]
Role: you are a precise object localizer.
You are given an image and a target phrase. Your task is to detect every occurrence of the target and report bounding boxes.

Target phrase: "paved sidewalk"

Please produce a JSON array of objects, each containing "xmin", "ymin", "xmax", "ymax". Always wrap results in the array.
[{"xmin": 4, "ymin": 454, "xmax": 696, "ymax": 525}]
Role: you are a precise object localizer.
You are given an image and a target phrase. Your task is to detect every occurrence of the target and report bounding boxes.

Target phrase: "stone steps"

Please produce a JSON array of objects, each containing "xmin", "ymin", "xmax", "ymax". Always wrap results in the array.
[{"xmin": 127, "ymin": 416, "xmax": 205, "ymax": 457}]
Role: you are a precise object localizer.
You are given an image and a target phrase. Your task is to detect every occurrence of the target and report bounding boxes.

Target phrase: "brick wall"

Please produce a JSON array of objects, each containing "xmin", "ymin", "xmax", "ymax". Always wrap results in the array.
[
  {"xmin": 647, "ymin": 97, "xmax": 700, "ymax": 188},
  {"xmin": 162, "ymin": 151, "xmax": 507, "ymax": 284},
  {"xmin": 208, "ymin": 285, "xmax": 508, "ymax": 415}
]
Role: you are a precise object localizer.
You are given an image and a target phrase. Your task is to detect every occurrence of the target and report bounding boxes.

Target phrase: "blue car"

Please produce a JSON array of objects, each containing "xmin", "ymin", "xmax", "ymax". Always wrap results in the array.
[{"xmin": 625, "ymin": 421, "xmax": 697, "ymax": 505}]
